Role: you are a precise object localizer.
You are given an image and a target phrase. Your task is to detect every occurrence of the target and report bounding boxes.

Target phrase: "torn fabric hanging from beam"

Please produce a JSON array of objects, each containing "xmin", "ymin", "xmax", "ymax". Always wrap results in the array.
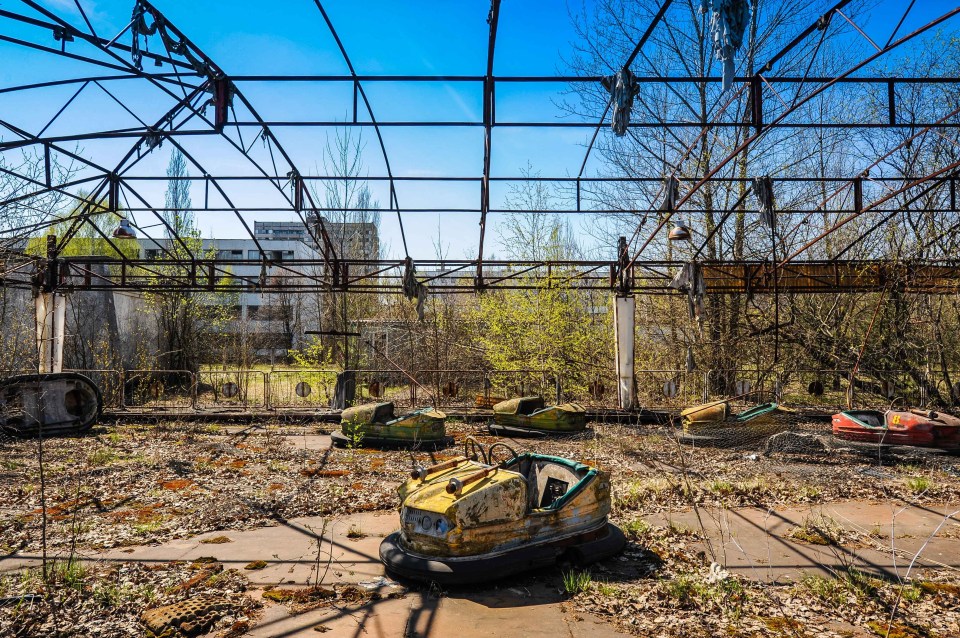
[
  {"xmin": 752, "ymin": 175, "xmax": 775, "ymax": 229},
  {"xmin": 670, "ymin": 261, "xmax": 706, "ymax": 329},
  {"xmin": 702, "ymin": 0, "xmax": 752, "ymax": 91},
  {"xmin": 402, "ymin": 257, "xmax": 428, "ymax": 321},
  {"xmin": 601, "ymin": 68, "xmax": 640, "ymax": 136},
  {"xmin": 661, "ymin": 175, "xmax": 680, "ymax": 212}
]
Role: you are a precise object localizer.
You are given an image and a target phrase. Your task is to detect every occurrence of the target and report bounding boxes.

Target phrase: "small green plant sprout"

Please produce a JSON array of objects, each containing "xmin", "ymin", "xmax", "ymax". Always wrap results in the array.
[
  {"xmin": 623, "ymin": 518, "xmax": 652, "ymax": 537},
  {"xmin": 343, "ymin": 418, "xmax": 366, "ymax": 450},
  {"xmin": 905, "ymin": 476, "xmax": 931, "ymax": 494},
  {"xmin": 561, "ymin": 569, "xmax": 592, "ymax": 596}
]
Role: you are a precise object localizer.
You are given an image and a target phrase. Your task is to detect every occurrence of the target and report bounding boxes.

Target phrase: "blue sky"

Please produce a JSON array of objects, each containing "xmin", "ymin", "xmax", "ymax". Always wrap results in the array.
[{"xmin": 1, "ymin": 1, "xmax": 957, "ymax": 261}]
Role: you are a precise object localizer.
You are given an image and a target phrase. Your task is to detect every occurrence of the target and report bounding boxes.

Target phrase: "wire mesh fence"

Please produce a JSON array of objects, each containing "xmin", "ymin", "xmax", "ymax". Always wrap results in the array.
[{"xmin": 121, "ymin": 370, "xmax": 196, "ymax": 412}]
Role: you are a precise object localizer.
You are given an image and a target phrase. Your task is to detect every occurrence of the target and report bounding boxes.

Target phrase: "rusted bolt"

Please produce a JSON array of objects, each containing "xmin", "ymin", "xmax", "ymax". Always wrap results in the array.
[{"xmin": 446, "ymin": 478, "xmax": 463, "ymax": 495}]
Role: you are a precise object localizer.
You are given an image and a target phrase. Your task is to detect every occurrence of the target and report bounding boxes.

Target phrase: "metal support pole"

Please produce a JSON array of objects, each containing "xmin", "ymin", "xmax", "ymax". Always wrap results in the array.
[
  {"xmin": 614, "ymin": 295, "xmax": 637, "ymax": 411},
  {"xmin": 36, "ymin": 235, "xmax": 66, "ymax": 373}
]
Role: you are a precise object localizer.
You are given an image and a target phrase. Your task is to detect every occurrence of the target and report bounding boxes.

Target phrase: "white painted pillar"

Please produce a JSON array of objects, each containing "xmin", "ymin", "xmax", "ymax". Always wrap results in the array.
[
  {"xmin": 614, "ymin": 295, "xmax": 636, "ymax": 410},
  {"xmin": 35, "ymin": 292, "xmax": 66, "ymax": 374}
]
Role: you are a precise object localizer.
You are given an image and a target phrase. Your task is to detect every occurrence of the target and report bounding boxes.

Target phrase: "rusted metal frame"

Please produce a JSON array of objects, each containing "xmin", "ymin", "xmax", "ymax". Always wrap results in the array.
[
  {"xmin": 74, "ymin": 205, "xmax": 960, "ymax": 215},
  {"xmin": 311, "ymin": 0, "xmax": 405, "ymax": 261},
  {"xmin": 225, "ymin": 93, "xmax": 337, "ymax": 264},
  {"xmin": 72, "ymin": 0, "xmax": 96, "ymax": 39},
  {"xmin": 834, "ymin": 9, "xmax": 881, "ymax": 52},
  {"xmin": 786, "ymin": 21, "xmax": 830, "ymax": 113},
  {"xmin": 93, "ymin": 80, "xmax": 151, "ymax": 128},
  {"xmin": 0, "ymin": 118, "xmax": 114, "ymax": 175},
  {"xmin": 130, "ymin": 0, "xmax": 328, "ymax": 255},
  {"xmin": 417, "ymin": 263, "xmax": 474, "ymax": 285},
  {"xmin": 770, "ymin": 262, "xmax": 840, "ymax": 290},
  {"xmin": 118, "ymin": 173, "xmax": 950, "ymax": 184},
  {"xmin": 555, "ymin": 263, "xmax": 608, "ymax": 288},
  {"xmin": 475, "ymin": 0, "xmax": 502, "ymax": 290},
  {"xmin": 10, "ymin": 118, "xmax": 952, "ymax": 131},
  {"xmin": 627, "ymin": 3, "xmax": 887, "ymax": 260},
  {"xmin": 629, "ymin": 6, "xmax": 960, "ymax": 267},
  {"xmin": 36, "ymin": 80, "xmax": 89, "ymax": 137},
  {"xmin": 340, "ymin": 261, "xmax": 403, "ymax": 287},
  {"xmin": 228, "ymin": 74, "xmax": 957, "ymax": 84},
  {"xmin": 62, "ymin": 259, "xmax": 195, "ymax": 290},
  {"xmin": 758, "ymin": 0, "xmax": 852, "ymax": 74},
  {"xmin": 781, "ymin": 157, "xmax": 960, "ymax": 265},
  {"xmin": 37, "ymin": 2, "xmax": 331, "ymax": 276},
  {"xmin": 622, "ymin": 84, "xmax": 750, "ymax": 259},
  {"xmin": 0, "ymin": 32, "xmax": 137, "ymax": 75},
  {"xmin": 829, "ymin": 176, "xmax": 951, "ymax": 261},
  {"xmin": 575, "ymin": 0, "xmax": 675, "ymax": 191},
  {"xmin": 692, "ymin": 186, "xmax": 753, "ymax": 260},
  {"xmin": 7, "ymin": 4, "xmax": 191, "ymax": 71},
  {"xmin": 54, "ymin": 83, "xmax": 210, "ymax": 254},
  {"xmin": 884, "ymin": 0, "xmax": 917, "ymax": 49},
  {"xmin": 0, "ymin": 171, "xmax": 103, "ymax": 213},
  {"xmin": 10, "ymin": 3, "xmax": 227, "ymax": 260},
  {"xmin": 776, "ymin": 103, "xmax": 960, "ymax": 252},
  {"xmin": 758, "ymin": 75, "xmax": 790, "ymax": 110},
  {"xmin": 482, "ymin": 263, "xmax": 548, "ymax": 287},
  {"xmin": 202, "ymin": 119, "xmax": 960, "ymax": 128}
]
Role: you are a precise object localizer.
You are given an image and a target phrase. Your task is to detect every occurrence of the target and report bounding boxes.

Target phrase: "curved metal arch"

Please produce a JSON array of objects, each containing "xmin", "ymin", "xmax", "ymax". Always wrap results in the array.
[
  {"xmin": 7, "ymin": 0, "xmax": 340, "ymax": 275},
  {"xmin": 312, "ymin": 0, "xmax": 409, "ymax": 258}
]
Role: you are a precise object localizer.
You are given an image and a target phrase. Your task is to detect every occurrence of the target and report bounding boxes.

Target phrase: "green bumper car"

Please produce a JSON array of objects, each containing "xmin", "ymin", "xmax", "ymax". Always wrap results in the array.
[
  {"xmin": 332, "ymin": 401, "xmax": 452, "ymax": 449},
  {"xmin": 489, "ymin": 396, "xmax": 587, "ymax": 438}
]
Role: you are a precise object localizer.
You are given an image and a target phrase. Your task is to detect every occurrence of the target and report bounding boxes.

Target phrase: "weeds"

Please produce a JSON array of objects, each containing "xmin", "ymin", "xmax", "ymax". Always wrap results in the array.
[
  {"xmin": 346, "ymin": 524, "xmax": 365, "ymax": 539},
  {"xmin": 133, "ymin": 519, "xmax": 164, "ymax": 535},
  {"xmin": 623, "ymin": 518, "xmax": 652, "ymax": 537},
  {"xmin": 788, "ymin": 514, "xmax": 844, "ymax": 546},
  {"xmin": 49, "ymin": 558, "xmax": 86, "ymax": 592},
  {"xmin": 905, "ymin": 476, "xmax": 931, "ymax": 494},
  {"xmin": 562, "ymin": 569, "xmax": 592, "ymax": 596},
  {"xmin": 86, "ymin": 448, "xmax": 117, "ymax": 467}
]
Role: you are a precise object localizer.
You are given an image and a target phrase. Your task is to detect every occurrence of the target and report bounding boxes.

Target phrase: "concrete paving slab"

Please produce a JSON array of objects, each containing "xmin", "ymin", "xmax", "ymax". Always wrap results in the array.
[
  {"xmin": 246, "ymin": 583, "xmax": 631, "ymax": 638},
  {"xmin": 647, "ymin": 500, "xmax": 960, "ymax": 582},
  {"xmin": 0, "ymin": 509, "xmax": 631, "ymax": 637}
]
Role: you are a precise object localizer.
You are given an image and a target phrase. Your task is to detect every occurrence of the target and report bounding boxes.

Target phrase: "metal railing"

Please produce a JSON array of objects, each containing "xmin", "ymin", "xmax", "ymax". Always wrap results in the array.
[
  {"xmin": 196, "ymin": 369, "xmax": 268, "ymax": 410},
  {"xmin": 0, "ymin": 366, "xmax": 956, "ymax": 414},
  {"xmin": 121, "ymin": 369, "xmax": 196, "ymax": 411}
]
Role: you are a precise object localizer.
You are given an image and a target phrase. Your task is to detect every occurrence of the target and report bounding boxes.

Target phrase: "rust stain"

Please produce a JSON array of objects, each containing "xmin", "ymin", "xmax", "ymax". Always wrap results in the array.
[{"xmin": 161, "ymin": 479, "xmax": 194, "ymax": 491}]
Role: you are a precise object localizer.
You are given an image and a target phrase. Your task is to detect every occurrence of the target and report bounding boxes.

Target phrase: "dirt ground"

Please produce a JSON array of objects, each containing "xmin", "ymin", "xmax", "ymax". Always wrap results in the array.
[{"xmin": 1, "ymin": 419, "xmax": 958, "ymax": 637}]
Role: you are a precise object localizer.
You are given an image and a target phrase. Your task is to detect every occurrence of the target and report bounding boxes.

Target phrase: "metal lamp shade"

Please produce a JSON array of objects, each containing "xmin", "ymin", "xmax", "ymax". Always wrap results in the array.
[{"xmin": 112, "ymin": 219, "xmax": 137, "ymax": 239}]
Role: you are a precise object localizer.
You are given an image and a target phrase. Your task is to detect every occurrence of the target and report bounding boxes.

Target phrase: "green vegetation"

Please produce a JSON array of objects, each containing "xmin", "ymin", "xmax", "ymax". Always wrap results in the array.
[
  {"xmin": 561, "ymin": 569, "xmax": 593, "ymax": 596},
  {"xmin": 623, "ymin": 518, "xmax": 652, "ymax": 537},
  {"xmin": 905, "ymin": 476, "xmax": 932, "ymax": 494},
  {"xmin": 86, "ymin": 448, "xmax": 118, "ymax": 467}
]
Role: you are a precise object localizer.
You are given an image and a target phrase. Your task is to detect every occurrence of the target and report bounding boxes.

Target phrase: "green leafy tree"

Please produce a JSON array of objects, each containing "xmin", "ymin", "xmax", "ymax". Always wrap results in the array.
[{"xmin": 469, "ymin": 170, "xmax": 611, "ymax": 398}]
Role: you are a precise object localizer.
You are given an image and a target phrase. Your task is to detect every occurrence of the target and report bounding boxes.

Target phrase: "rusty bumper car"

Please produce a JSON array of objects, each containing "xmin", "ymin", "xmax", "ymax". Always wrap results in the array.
[
  {"xmin": 0, "ymin": 372, "xmax": 102, "ymax": 438},
  {"xmin": 680, "ymin": 400, "xmax": 794, "ymax": 439},
  {"xmin": 379, "ymin": 439, "xmax": 624, "ymax": 584},
  {"xmin": 488, "ymin": 396, "xmax": 587, "ymax": 438},
  {"xmin": 832, "ymin": 408, "xmax": 960, "ymax": 450},
  {"xmin": 331, "ymin": 401, "xmax": 452, "ymax": 449}
]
